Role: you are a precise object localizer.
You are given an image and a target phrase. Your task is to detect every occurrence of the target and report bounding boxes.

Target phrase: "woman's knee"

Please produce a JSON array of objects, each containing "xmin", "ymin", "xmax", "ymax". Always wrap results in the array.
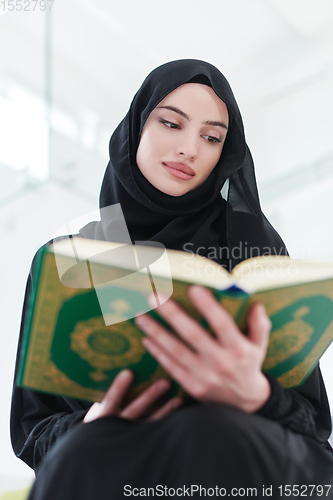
[
  {"xmin": 172, "ymin": 403, "xmax": 256, "ymax": 434},
  {"xmin": 169, "ymin": 403, "xmax": 284, "ymax": 453},
  {"xmin": 38, "ymin": 417, "xmax": 116, "ymax": 474}
]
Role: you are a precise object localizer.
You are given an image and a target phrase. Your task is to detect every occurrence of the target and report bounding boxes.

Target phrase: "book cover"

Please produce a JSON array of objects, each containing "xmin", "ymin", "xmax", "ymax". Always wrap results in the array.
[{"xmin": 17, "ymin": 239, "xmax": 333, "ymax": 402}]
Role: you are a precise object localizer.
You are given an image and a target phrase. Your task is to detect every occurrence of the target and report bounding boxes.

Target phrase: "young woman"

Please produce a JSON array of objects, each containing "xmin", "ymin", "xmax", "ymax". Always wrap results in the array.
[{"xmin": 11, "ymin": 60, "xmax": 333, "ymax": 499}]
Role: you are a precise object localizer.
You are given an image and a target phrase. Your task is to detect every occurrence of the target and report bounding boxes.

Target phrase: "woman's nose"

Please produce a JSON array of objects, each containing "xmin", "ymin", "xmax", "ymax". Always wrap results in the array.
[{"xmin": 176, "ymin": 134, "xmax": 198, "ymax": 161}]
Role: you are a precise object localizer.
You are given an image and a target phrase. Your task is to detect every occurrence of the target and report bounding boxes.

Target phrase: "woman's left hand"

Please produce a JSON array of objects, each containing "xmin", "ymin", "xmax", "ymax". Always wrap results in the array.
[{"xmin": 135, "ymin": 285, "xmax": 272, "ymax": 413}]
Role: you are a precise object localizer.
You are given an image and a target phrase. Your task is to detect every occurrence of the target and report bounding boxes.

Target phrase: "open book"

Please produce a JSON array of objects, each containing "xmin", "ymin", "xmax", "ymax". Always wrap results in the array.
[{"xmin": 17, "ymin": 237, "xmax": 333, "ymax": 403}]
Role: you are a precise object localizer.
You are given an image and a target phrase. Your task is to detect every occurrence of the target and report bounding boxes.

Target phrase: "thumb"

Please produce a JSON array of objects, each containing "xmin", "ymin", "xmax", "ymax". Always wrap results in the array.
[
  {"xmin": 99, "ymin": 370, "xmax": 134, "ymax": 415},
  {"xmin": 83, "ymin": 370, "xmax": 134, "ymax": 423}
]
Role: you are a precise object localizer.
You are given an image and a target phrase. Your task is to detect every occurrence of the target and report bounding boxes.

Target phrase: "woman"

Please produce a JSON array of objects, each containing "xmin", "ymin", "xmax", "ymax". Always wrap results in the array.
[{"xmin": 11, "ymin": 60, "xmax": 333, "ymax": 499}]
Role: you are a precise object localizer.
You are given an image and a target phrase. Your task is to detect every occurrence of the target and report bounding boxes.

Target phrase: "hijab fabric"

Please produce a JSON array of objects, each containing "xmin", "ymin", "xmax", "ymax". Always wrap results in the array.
[{"xmin": 80, "ymin": 59, "xmax": 288, "ymax": 269}]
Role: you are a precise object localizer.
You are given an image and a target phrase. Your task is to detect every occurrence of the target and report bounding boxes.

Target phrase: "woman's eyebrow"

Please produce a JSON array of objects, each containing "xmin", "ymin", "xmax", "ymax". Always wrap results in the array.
[
  {"xmin": 157, "ymin": 105, "xmax": 189, "ymax": 120},
  {"xmin": 205, "ymin": 120, "xmax": 228, "ymax": 131},
  {"xmin": 157, "ymin": 106, "xmax": 228, "ymax": 130}
]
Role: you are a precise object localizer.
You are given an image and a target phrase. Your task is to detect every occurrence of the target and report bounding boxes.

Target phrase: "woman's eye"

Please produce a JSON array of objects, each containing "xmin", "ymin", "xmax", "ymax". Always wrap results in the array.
[
  {"xmin": 159, "ymin": 119, "xmax": 179, "ymax": 129},
  {"xmin": 203, "ymin": 135, "xmax": 222, "ymax": 144}
]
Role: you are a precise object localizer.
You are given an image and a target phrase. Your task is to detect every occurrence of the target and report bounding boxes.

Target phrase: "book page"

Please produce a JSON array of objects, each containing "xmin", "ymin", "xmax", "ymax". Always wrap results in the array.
[
  {"xmin": 165, "ymin": 251, "xmax": 232, "ymax": 288},
  {"xmin": 232, "ymin": 256, "xmax": 333, "ymax": 293},
  {"xmin": 50, "ymin": 237, "xmax": 234, "ymax": 289}
]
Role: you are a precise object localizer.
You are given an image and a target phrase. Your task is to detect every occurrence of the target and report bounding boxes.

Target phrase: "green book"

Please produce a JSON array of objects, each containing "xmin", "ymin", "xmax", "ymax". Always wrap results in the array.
[{"xmin": 17, "ymin": 237, "xmax": 333, "ymax": 403}]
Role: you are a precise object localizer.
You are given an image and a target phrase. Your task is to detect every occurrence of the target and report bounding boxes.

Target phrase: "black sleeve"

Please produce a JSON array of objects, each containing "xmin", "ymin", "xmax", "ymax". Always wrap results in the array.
[
  {"xmin": 256, "ymin": 369, "xmax": 332, "ymax": 444},
  {"xmin": 10, "ymin": 254, "xmax": 92, "ymax": 471}
]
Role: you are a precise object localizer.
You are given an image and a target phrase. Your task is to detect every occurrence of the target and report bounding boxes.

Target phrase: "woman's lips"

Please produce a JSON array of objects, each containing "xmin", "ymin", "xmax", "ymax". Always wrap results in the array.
[{"xmin": 162, "ymin": 162, "xmax": 196, "ymax": 180}]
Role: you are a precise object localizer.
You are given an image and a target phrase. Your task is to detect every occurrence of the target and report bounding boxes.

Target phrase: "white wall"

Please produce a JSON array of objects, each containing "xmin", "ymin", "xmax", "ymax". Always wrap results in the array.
[{"xmin": 0, "ymin": 183, "xmax": 96, "ymax": 486}]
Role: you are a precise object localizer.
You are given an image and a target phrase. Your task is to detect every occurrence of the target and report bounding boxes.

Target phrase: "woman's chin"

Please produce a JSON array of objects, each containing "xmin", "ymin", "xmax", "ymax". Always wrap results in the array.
[
  {"xmin": 153, "ymin": 179, "xmax": 195, "ymax": 197},
  {"xmin": 159, "ymin": 186, "xmax": 192, "ymax": 197}
]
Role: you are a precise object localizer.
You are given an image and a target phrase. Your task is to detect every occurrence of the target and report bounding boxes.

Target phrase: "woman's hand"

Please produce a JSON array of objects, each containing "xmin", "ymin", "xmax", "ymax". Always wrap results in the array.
[
  {"xmin": 83, "ymin": 371, "xmax": 183, "ymax": 423},
  {"xmin": 135, "ymin": 285, "xmax": 272, "ymax": 413}
]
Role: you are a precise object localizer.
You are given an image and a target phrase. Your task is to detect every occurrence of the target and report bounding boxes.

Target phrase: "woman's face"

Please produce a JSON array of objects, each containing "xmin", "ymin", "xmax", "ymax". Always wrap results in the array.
[{"xmin": 136, "ymin": 83, "xmax": 229, "ymax": 197}]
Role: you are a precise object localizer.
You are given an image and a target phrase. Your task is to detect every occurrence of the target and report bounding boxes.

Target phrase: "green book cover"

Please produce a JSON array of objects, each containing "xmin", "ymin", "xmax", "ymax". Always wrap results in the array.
[{"xmin": 17, "ymin": 237, "xmax": 333, "ymax": 402}]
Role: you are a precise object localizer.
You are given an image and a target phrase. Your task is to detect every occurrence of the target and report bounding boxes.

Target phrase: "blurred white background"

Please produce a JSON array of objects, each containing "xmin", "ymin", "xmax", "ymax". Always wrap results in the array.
[{"xmin": 1, "ymin": 0, "xmax": 333, "ymax": 493}]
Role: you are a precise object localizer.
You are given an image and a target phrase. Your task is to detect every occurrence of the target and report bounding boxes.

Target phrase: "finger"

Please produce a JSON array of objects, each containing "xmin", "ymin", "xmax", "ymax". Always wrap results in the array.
[
  {"xmin": 135, "ymin": 313, "xmax": 200, "ymax": 367},
  {"xmin": 148, "ymin": 397, "xmax": 184, "ymax": 421},
  {"xmin": 188, "ymin": 285, "xmax": 244, "ymax": 347},
  {"xmin": 247, "ymin": 303, "xmax": 271, "ymax": 350},
  {"xmin": 146, "ymin": 294, "xmax": 218, "ymax": 355},
  {"xmin": 120, "ymin": 378, "xmax": 171, "ymax": 420},
  {"xmin": 83, "ymin": 402, "xmax": 103, "ymax": 423},
  {"xmin": 142, "ymin": 336, "xmax": 199, "ymax": 393},
  {"xmin": 98, "ymin": 369, "xmax": 134, "ymax": 416},
  {"xmin": 143, "ymin": 337, "xmax": 229, "ymax": 402},
  {"xmin": 83, "ymin": 370, "xmax": 134, "ymax": 423}
]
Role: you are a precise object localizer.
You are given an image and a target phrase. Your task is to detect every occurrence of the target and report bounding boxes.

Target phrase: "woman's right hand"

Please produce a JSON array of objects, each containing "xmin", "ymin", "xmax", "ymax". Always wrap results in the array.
[{"xmin": 83, "ymin": 369, "xmax": 183, "ymax": 423}]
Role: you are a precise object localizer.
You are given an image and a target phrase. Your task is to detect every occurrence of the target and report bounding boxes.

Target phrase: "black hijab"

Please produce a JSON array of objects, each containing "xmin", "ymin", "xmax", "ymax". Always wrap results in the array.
[{"xmin": 80, "ymin": 59, "xmax": 287, "ymax": 270}]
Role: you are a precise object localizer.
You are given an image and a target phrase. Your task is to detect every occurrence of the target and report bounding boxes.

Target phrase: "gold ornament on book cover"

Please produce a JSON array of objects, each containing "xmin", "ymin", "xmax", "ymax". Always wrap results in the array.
[{"xmin": 70, "ymin": 301, "xmax": 145, "ymax": 382}]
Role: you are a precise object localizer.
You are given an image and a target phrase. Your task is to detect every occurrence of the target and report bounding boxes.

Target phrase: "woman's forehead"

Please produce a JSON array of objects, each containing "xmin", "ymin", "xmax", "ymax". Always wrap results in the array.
[
  {"xmin": 155, "ymin": 83, "xmax": 229, "ymax": 123},
  {"xmin": 160, "ymin": 82, "xmax": 215, "ymax": 101}
]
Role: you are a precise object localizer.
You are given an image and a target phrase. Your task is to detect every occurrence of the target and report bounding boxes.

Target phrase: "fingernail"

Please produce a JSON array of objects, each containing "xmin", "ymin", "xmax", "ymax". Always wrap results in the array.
[
  {"xmin": 258, "ymin": 304, "xmax": 266, "ymax": 315},
  {"xmin": 172, "ymin": 398, "xmax": 183, "ymax": 409},
  {"xmin": 119, "ymin": 369, "xmax": 131, "ymax": 379},
  {"xmin": 142, "ymin": 337, "xmax": 151, "ymax": 348},
  {"xmin": 135, "ymin": 314, "xmax": 149, "ymax": 326},
  {"xmin": 259, "ymin": 305, "xmax": 271, "ymax": 328},
  {"xmin": 189, "ymin": 285, "xmax": 204, "ymax": 297},
  {"xmin": 157, "ymin": 379, "xmax": 171, "ymax": 391},
  {"xmin": 157, "ymin": 292, "xmax": 168, "ymax": 301},
  {"xmin": 148, "ymin": 292, "xmax": 169, "ymax": 306}
]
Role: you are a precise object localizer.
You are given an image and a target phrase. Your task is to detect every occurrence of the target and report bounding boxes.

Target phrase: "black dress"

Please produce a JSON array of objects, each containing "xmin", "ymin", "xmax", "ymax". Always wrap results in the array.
[
  {"xmin": 10, "ymin": 243, "xmax": 333, "ymax": 499},
  {"xmin": 11, "ymin": 59, "xmax": 333, "ymax": 499}
]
